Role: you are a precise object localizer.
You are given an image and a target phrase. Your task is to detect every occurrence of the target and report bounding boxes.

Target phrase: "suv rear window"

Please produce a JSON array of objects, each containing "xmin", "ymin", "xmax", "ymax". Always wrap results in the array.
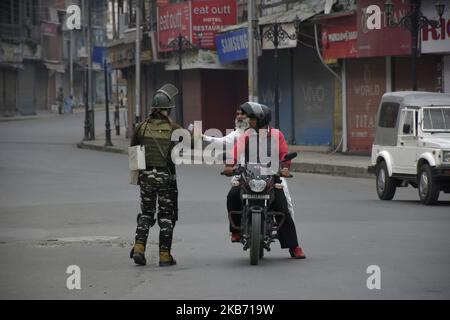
[{"xmin": 378, "ymin": 102, "xmax": 399, "ymax": 128}]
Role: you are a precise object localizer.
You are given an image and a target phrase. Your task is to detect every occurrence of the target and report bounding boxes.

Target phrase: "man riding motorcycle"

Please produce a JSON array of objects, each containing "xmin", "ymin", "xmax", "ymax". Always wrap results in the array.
[
  {"xmin": 223, "ymin": 102, "xmax": 305, "ymax": 259},
  {"xmin": 203, "ymin": 107, "xmax": 296, "ymax": 220}
]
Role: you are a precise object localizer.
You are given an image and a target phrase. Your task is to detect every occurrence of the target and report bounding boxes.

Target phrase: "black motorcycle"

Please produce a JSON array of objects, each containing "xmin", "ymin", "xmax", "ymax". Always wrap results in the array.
[{"xmin": 222, "ymin": 152, "xmax": 297, "ymax": 265}]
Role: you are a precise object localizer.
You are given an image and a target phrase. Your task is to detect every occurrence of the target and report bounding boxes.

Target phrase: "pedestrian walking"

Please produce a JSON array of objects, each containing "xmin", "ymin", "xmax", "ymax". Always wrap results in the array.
[
  {"xmin": 57, "ymin": 88, "xmax": 64, "ymax": 114},
  {"xmin": 64, "ymin": 95, "xmax": 74, "ymax": 113}
]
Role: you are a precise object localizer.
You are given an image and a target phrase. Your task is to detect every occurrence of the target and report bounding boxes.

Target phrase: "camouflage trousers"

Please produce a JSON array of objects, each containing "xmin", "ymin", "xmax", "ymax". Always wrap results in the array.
[{"xmin": 135, "ymin": 169, "xmax": 177, "ymax": 252}]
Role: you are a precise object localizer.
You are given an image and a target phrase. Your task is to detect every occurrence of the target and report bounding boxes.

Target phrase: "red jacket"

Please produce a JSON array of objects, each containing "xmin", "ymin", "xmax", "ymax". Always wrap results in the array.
[{"xmin": 231, "ymin": 126, "xmax": 291, "ymax": 169}]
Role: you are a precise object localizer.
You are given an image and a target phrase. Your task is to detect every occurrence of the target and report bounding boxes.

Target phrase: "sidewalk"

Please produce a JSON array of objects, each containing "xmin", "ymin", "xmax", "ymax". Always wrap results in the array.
[
  {"xmin": 78, "ymin": 132, "xmax": 373, "ymax": 179},
  {"xmin": 0, "ymin": 106, "xmax": 104, "ymax": 122}
]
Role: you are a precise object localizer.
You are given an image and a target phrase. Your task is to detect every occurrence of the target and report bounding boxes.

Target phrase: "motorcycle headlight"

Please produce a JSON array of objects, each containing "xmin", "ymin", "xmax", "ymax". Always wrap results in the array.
[
  {"xmin": 249, "ymin": 179, "xmax": 267, "ymax": 193},
  {"xmin": 443, "ymin": 151, "xmax": 450, "ymax": 163}
]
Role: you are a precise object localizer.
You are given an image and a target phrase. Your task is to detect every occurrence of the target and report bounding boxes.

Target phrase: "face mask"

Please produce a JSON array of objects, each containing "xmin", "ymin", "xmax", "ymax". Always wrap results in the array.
[{"xmin": 235, "ymin": 118, "xmax": 250, "ymax": 130}]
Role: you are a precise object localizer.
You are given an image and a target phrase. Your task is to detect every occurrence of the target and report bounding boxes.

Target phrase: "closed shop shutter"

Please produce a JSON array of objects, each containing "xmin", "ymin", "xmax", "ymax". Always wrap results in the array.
[
  {"xmin": 444, "ymin": 55, "xmax": 450, "ymax": 94},
  {"xmin": 346, "ymin": 57, "xmax": 386, "ymax": 153},
  {"xmin": 0, "ymin": 68, "xmax": 18, "ymax": 115},
  {"xmin": 393, "ymin": 55, "xmax": 441, "ymax": 92},
  {"xmin": 293, "ymin": 46, "xmax": 334, "ymax": 146},
  {"xmin": 35, "ymin": 64, "xmax": 48, "ymax": 110},
  {"xmin": 17, "ymin": 62, "xmax": 36, "ymax": 115},
  {"xmin": 183, "ymin": 69, "xmax": 202, "ymax": 129},
  {"xmin": 259, "ymin": 50, "xmax": 293, "ymax": 142},
  {"xmin": 201, "ymin": 69, "xmax": 247, "ymax": 134}
]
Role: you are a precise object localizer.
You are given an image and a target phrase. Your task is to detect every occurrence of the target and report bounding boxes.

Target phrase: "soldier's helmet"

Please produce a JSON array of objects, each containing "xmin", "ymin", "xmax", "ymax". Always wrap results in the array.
[{"xmin": 151, "ymin": 84, "xmax": 179, "ymax": 109}]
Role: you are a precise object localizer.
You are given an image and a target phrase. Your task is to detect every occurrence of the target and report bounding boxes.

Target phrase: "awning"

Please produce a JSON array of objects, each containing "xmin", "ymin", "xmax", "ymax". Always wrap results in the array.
[
  {"xmin": 44, "ymin": 61, "xmax": 66, "ymax": 73},
  {"xmin": 220, "ymin": 0, "xmax": 326, "ymax": 33}
]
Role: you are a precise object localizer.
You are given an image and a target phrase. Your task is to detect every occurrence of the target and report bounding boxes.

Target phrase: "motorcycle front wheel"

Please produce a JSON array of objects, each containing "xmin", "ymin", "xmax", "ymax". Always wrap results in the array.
[{"xmin": 250, "ymin": 213, "xmax": 261, "ymax": 265}]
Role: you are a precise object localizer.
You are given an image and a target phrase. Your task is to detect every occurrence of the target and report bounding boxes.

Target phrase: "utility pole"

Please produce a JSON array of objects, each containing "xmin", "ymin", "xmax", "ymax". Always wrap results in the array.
[
  {"xmin": 135, "ymin": 0, "xmax": 141, "ymax": 124},
  {"xmin": 248, "ymin": 0, "xmax": 258, "ymax": 102}
]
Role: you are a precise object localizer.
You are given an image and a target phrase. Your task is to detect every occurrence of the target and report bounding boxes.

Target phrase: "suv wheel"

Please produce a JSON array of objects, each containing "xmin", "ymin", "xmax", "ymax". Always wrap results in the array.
[
  {"xmin": 376, "ymin": 161, "xmax": 396, "ymax": 200},
  {"xmin": 418, "ymin": 163, "xmax": 440, "ymax": 205}
]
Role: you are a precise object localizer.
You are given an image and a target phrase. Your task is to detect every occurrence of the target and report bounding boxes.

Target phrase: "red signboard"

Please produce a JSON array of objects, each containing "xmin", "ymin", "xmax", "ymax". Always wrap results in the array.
[
  {"xmin": 157, "ymin": 2, "xmax": 192, "ymax": 52},
  {"xmin": 321, "ymin": 13, "xmax": 358, "ymax": 60},
  {"xmin": 157, "ymin": 0, "xmax": 237, "ymax": 52},
  {"xmin": 191, "ymin": 0, "xmax": 237, "ymax": 49},
  {"xmin": 357, "ymin": 0, "xmax": 411, "ymax": 57}
]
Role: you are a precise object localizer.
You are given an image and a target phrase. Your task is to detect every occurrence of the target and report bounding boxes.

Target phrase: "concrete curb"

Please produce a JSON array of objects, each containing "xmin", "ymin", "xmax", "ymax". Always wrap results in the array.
[
  {"xmin": 290, "ymin": 162, "xmax": 373, "ymax": 179},
  {"xmin": 77, "ymin": 141, "xmax": 373, "ymax": 179},
  {"xmin": 0, "ymin": 107, "xmax": 106, "ymax": 123},
  {"xmin": 0, "ymin": 114, "xmax": 54, "ymax": 122},
  {"xmin": 76, "ymin": 142, "xmax": 127, "ymax": 154}
]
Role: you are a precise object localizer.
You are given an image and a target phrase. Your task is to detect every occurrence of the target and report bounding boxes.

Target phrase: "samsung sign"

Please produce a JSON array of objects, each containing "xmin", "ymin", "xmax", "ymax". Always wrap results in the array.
[{"xmin": 215, "ymin": 28, "xmax": 248, "ymax": 63}]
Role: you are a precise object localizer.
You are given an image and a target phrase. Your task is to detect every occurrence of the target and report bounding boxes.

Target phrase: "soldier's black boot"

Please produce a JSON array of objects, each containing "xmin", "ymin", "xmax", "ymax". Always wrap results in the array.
[
  {"xmin": 159, "ymin": 250, "xmax": 176, "ymax": 267},
  {"xmin": 130, "ymin": 242, "xmax": 146, "ymax": 266}
]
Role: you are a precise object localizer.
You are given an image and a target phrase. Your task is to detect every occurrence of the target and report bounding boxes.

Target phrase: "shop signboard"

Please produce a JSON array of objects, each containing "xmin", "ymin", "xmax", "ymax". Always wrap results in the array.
[
  {"xmin": 157, "ymin": 1, "xmax": 192, "ymax": 52},
  {"xmin": 357, "ymin": 0, "xmax": 411, "ymax": 57},
  {"xmin": 215, "ymin": 28, "xmax": 248, "ymax": 63},
  {"xmin": 191, "ymin": 0, "xmax": 237, "ymax": 49}
]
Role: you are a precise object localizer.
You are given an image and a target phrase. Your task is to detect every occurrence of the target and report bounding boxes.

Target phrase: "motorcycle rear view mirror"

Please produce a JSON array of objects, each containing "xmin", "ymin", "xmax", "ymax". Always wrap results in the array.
[{"xmin": 282, "ymin": 152, "xmax": 298, "ymax": 163}]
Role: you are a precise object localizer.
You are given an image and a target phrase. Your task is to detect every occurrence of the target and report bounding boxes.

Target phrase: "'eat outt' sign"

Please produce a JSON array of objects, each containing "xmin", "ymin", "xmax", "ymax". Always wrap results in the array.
[{"xmin": 158, "ymin": 0, "xmax": 237, "ymax": 51}]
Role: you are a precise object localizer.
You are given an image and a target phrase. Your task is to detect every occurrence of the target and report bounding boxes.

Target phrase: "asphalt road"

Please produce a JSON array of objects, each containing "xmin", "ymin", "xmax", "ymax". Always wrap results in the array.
[{"xmin": 0, "ymin": 112, "xmax": 449, "ymax": 300}]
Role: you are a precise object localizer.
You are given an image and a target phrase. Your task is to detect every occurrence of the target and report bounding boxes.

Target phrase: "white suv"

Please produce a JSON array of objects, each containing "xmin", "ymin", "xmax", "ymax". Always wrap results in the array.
[{"xmin": 369, "ymin": 91, "xmax": 450, "ymax": 205}]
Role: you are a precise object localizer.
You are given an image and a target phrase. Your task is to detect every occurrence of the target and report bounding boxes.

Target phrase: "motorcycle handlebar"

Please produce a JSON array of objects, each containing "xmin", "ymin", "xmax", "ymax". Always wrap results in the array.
[{"xmin": 221, "ymin": 171, "xmax": 294, "ymax": 178}]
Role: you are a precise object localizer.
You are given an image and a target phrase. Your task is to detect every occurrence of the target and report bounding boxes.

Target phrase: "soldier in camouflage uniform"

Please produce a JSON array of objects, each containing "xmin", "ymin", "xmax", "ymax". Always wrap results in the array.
[{"xmin": 129, "ymin": 84, "xmax": 182, "ymax": 267}]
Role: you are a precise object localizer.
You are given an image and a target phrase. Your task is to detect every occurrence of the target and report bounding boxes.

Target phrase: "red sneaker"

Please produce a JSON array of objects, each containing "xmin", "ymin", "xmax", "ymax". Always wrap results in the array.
[
  {"xmin": 231, "ymin": 232, "xmax": 241, "ymax": 243},
  {"xmin": 289, "ymin": 246, "xmax": 306, "ymax": 259}
]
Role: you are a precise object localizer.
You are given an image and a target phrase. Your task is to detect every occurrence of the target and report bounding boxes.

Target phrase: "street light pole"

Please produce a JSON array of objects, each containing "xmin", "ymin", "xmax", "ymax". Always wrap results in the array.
[
  {"xmin": 82, "ymin": 0, "xmax": 90, "ymax": 141},
  {"xmin": 135, "ymin": 0, "xmax": 141, "ymax": 124},
  {"xmin": 69, "ymin": 30, "xmax": 74, "ymax": 98},
  {"xmin": 177, "ymin": 34, "xmax": 184, "ymax": 127},
  {"xmin": 84, "ymin": 64, "xmax": 90, "ymax": 140},
  {"xmin": 273, "ymin": 23, "xmax": 280, "ymax": 129},
  {"xmin": 87, "ymin": 0, "xmax": 94, "ymax": 140},
  {"xmin": 385, "ymin": 0, "xmax": 445, "ymax": 91},
  {"xmin": 104, "ymin": 58, "xmax": 113, "ymax": 146},
  {"xmin": 257, "ymin": 19, "xmax": 300, "ymax": 129},
  {"xmin": 411, "ymin": 5, "xmax": 419, "ymax": 91},
  {"xmin": 248, "ymin": 0, "xmax": 258, "ymax": 102},
  {"xmin": 160, "ymin": 34, "xmax": 197, "ymax": 127}
]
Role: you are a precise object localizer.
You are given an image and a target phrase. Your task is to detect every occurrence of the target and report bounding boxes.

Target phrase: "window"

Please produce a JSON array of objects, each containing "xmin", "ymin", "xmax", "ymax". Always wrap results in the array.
[
  {"xmin": 423, "ymin": 107, "xmax": 450, "ymax": 131},
  {"xmin": 378, "ymin": 102, "xmax": 399, "ymax": 128},
  {"xmin": 401, "ymin": 110, "xmax": 415, "ymax": 135}
]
